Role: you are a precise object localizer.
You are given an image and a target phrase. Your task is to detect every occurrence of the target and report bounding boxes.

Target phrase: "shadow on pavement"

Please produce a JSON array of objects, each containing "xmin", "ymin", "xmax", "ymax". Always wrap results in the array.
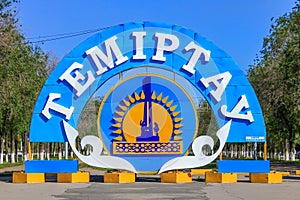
[{"xmin": 0, "ymin": 172, "xmax": 12, "ymax": 183}]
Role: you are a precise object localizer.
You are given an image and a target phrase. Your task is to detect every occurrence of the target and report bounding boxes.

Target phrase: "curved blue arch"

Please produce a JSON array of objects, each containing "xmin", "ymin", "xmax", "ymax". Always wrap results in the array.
[{"xmin": 30, "ymin": 21, "xmax": 265, "ymax": 146}]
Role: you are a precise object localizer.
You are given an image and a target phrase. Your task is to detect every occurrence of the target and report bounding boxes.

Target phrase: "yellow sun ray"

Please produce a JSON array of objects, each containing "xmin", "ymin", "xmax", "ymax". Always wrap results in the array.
[
  {"xmin": 134, "ymin": 92, "xmax": 140, "ymax": 101},
  {"xmin": 162, "ymin": 96, "xmax": 169, "ymax": 104},
  {"xmin": 113, "ymin": 117, "xmax": 122, "ymax": 123},
  {"xmin": 123, "ymin": 99, "xmax": 131, "ymax": 107},
  {"xmin": 170, "ymin": 105, "xmax": 177, "ymax": 112},
  {"xmin": 166, "ymin": 100, "xmax": 173, "ymax": 108},
  {"xmin": 118, "ymin": 105, "xmax": 127, "ymax": 111},
  {"xmin": 140, "ymin": 90, "xmax": 145, "ymax": 100},
  {"xmin": 174, "ymin": 130, "xmax": 182, "ymax": 135},
  {"xmin": 115, "ymin": 111, "xmax": 125, "ymax": 117},
  {"xmin": 151, "ymin": 91, "xmax": 156, "ymax": 100},
  {"xmin": 172, "ymin": 111, "xmax": 180, "ymax": 117},
  {"xmin": 174, "ymin": 124, "xmax": 183, "ymax": 128},
  {"xmin": 113, "ymin": 136, "xmax": 123, "ymax": 141},
  {"xmin": 173, "ymin": 136, "xmax": 182, "ymax": 141},
  {"xmin": 157, "ymin": 92, "xmax": 163, "ymax": 101},
  {"xmin": 112, "ymin": 123, "xmax": 121, "ymax": 128},
  {"xmin": 113, "ymin": 129, "xmax": 122, "ymax": 134},
  {"xmin": 174, "ymin": 118, "xmax": 183, "ymax": 122},
  {"xmin": 128, "ymin": 95, "xmax": 135, "ymax": 103}
]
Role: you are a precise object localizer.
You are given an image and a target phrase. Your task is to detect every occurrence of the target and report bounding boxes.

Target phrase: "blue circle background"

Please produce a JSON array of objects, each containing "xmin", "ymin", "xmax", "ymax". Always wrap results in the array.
[{"xmin": 99, "ymin": 75, "xmax": 197, "ymax": 171}]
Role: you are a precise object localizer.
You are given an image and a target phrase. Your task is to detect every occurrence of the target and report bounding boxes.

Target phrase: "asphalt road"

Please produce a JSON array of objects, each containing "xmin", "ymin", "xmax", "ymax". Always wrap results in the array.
[{"xmin": 1, "ymin": 174, "xmax": 300, "ymax": 200}]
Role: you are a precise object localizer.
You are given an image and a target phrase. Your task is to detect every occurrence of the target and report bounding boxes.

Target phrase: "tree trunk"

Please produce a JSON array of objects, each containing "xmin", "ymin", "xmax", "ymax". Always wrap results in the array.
[
  {"xmin": 0, "ymin": 137, "xmax": 4, "ymax": 164},
  {"xmin": 23, "ymin": 133, "xmax": 27, "ymax": 161},
  {"xmin": 58, "ymin": 143, "xmax": 62, "ymax": 160},
  {"xmin": 233, "ymin": 144, "xmax": 238, "ymax": 158},
  {"xmin": 15, "ymin": 136, "xmax": 18, "ymax": 163},
  {"xmin": 52, "ymin": 142, "xmax": 57, "ymax": 158},
  {"xmin": 10, "ymin": 132, "xmax": 15, "ymax": 163},
  {"xmin": 5, "ymin": 134, "xmax": 9, "ymax": 162},
  {"xmin": 285, "ymin": 139, "xmax": 290, "ymax": 161},
  {"xmin": 70, "ymin": 151, "xmax": 74, "ymax": 158},
  {"xmin": 230, "ymin": 144, "xmax": 234, "ymax": 158},
  {"xmin": 36, "ymin": 143, "xmax": 39, "ymax": 159},
  {"xmin": 45, "ymin": 143, "xmax": 50, "ymax": 160},
  {"xmin": 39, "ymin": 143, "xmax": 45, "ymax": 160},
  {"xmin": 237, "ymin": 144, "xmax": 241, "ymax": 158},
  {"xmin": 31, "ymin": 142, "xmax": 34, "ymax": 160},
  {"xmin": 290, "ymin": 147, "xmax": 296, "ymax": 161},
  {"xmin": 274, "ymin": 149, "xmax": 277, "ymax": 160},
  {"xmin": 65, "ymin": 142, "xmax": 68, "ymax": 159}
]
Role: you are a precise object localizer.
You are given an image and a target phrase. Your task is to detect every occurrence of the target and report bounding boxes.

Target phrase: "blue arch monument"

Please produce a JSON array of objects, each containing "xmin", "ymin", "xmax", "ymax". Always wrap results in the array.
[{"xmin": 25, "ymin": 21, "xmax": 269, "ymax": 174}]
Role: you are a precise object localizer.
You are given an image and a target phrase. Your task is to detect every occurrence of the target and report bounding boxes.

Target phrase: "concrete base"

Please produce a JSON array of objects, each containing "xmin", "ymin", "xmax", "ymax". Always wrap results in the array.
[
  {"xmin": 104, "ymin": 172, "xmax": 135, "ymax": 183},
  {"xmin": 12, "ymin": 171, "xmax": 45, "ymax": 183},
  {"xmin": 191, "ymin": 169, "xmax": 212, "ymax": 175},
  {"xmin": 250, "ymin": 172, "xmax": 282, "ymax": 183},
  {"xmin": 160, "ymin": 171, "xmax": 192, "ymax": 183},
  {"xmin": 57, "ymin": 171, "xmax": 90, "ymax": 183},
  {"xmin": 205, "ymin": 172, "xmax": 237, "ymax": 183}
]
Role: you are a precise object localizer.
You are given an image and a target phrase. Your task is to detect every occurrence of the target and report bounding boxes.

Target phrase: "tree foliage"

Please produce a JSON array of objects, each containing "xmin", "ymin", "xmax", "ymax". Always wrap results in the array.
[
  {"xmin": 248, "ymin": 1, "xmax": 300, "ymax": 159},
  {"xmin": 0, "ymin": 0, "xmax": 48, "ymax": 162}
]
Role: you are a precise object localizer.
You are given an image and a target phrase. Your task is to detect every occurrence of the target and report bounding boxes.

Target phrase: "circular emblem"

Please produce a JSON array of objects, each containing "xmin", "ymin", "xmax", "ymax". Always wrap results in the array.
[{"xmin": 98, "ymin": 73, "xmax": 198, "ymax": 172}]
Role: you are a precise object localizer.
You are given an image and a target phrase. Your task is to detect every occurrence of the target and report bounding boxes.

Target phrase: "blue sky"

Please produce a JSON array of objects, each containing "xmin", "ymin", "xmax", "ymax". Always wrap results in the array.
[{"xmin": 17, "ymin": 0, "xmax": 295, "ymax": 73}]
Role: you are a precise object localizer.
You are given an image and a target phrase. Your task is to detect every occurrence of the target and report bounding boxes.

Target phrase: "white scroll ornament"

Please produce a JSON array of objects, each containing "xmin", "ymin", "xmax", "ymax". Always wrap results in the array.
[
  {"xmin": 62, "ymin": 120, "xmax": 136, "ymax": 172},
  {"xmin": 158, "ymin": 120, "xmax": 232, "ymax": 174}
]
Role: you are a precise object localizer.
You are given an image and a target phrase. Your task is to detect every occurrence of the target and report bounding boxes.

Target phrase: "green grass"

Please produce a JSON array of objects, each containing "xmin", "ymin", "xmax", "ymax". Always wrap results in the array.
[
  {"xmin": 79, "ymin": 162, "xmax": 111, "ymax": 171},
  {"xmin": 192, "ymin": 162, "xmax": 216, "ymax": 170},
  {"xmin": 0, "ymin": 161, "xmax": 23, "ymax": 169},
  {"xmin": 270, "ymin": 159, "xmax": 300, "ymax": 163}
]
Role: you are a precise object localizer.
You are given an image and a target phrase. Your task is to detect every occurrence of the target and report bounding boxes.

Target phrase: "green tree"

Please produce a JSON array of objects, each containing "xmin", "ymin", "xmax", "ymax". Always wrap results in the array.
[
  {"xmin": 0, "ymin": 0, "xmax": 48, "ymax": 163},
  {"xmin": 248, "ymin": 1, "xmax": 300, "ymax": 160}
]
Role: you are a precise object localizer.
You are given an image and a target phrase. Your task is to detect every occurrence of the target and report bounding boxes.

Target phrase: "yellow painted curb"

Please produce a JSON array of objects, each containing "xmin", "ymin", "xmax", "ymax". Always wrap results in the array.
[
  {"xmin": 191, "ymin": 169, "xmax": 212, "ymax": 175},
  {"xmin": 250, "ymin": 172, "xmax": 282, "ymax": 183},
  {"xmin": 160, "ymin": 171, "xmax": 192, "ymax": 183},
  {"xmin": 104, "ymin": 172, "xmax": 135, "ymax": 183},
  {"xmin": 205, "ymin": 172, "xmax": 237, "ymax": 183},
  {"xmin": 12, "ymin": 171, "xmax": 45, "ymax": 183},
  {"xmin": 277, "ymin": 171, "xmax": 290, "ymax": 176},
  {"xmin": 57, "ymin": 171, "xmax": 90, "ymax": 183}
]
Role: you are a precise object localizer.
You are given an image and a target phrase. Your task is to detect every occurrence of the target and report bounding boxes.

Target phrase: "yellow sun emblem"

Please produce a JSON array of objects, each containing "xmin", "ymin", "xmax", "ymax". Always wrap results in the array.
[{"xmin": 112, "ymin": 90, "xmax": 183, "ymax": 143}]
